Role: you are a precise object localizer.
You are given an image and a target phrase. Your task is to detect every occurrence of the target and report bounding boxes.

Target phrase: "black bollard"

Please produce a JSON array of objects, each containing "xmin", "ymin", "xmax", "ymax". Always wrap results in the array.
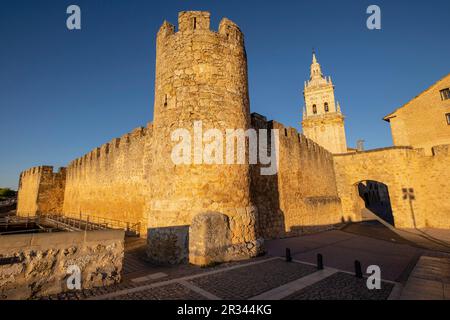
[
  {"xmin": 286, "ymin": 248, "xmax": 292, "ymax": 262},
  {"xmin": 354, "ymin": 260, "xmax": 363, "ymax": 278},
  {"xmin": 317, "ymin": 253, "xmax": 323, "ymax": 270}
]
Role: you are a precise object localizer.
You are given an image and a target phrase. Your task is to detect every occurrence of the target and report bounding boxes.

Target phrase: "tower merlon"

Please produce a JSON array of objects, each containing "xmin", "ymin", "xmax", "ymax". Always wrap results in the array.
[
  {"xmin": 178, "ymin": 11, "xmax": 210, "ymax": 32},
  {"xmin": 157, "ymin": 20, "xmax": 175, "ymax": 38},
  {"xmin": 156, "ymin": 11, "xmax": 244, "ymax": 44},
  {"xmin": 218, "ymin": 18, "xmax": 244, "ymax": 43}
]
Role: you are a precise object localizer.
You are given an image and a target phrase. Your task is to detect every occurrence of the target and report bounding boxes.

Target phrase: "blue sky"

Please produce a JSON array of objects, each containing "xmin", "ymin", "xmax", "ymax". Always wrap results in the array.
[{"xmin": 1, "ymin": 0, "xmax": 449, "ymax": 189}]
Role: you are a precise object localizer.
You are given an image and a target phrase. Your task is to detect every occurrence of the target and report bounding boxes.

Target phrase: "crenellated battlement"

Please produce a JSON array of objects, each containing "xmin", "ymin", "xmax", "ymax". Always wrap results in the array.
[
  {"xmin": 67, "ymin": 126, "xmax": 151, "ymax": 174},
  {"xmin": 431, "ymin": 144, "xmax": 450, "ymax": 156},
  {"xmin": 250, "ymin": 113, "xmax": 334, "ymax": 162},
  {"xmin": 156, "ymin": 11, "xmax": 244, "ymax": 46},
  {"xmin": 178, "ymin": 11, "xmax": 210, "ymax": 32},
  {"xmin": 17, "ymin": 165, "xmax": 66, "ymax": 216},
  {"xmin": 157, "ymin": 20, "xmax": 175, "ymax": 38},
  {"xmin": 20, "ymin": 165, "xmax": 66, "ymax": 177},
  {"xmin": 250, "ymin": 114, "xmax": 341, "ymax": 239}
]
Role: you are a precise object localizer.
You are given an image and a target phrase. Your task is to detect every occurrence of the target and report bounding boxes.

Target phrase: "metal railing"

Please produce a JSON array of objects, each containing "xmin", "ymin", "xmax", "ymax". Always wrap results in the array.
[
  {"xmin": 0, "ymin": 215, "xmax": 59, "ymax": 235},
  {"xmin": 44, "ymin": 213, "xmax": 141, "ymax": 236},
  {"xmin": 0, "ymin": 198, "xmax": 17, "ymax": 207},
  {"xmin": 1, "ymin": 212, "xmax": 141, "ymax": 237}
]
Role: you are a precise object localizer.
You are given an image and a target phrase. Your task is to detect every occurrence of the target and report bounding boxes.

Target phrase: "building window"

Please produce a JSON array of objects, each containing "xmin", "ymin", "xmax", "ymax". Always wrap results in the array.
[
  {"xmin": 446, "ymin": 113, "xmax": 450, "ymax": 125},
  {"xmin": 324, "ymin": 102, "xmax": 329, "ymax": 112},
  {"xmin": 193, "ymin": 17, "xmax": 197, "ymax": 30},
  {"xmin": 312, "ymin": 104, "xmax": 317, "ymax": 114},
  {"xmin": 164, "ymin": 94, "xmax": 168, "ymax": 107},
  {"xmin": 440, "ymin": 88, "xmax": 450, "ymax": 101}
]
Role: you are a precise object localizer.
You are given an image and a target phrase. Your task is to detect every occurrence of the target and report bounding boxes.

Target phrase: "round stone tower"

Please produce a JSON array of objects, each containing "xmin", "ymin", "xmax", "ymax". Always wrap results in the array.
[{"xmin": 146, "ymin": 11, "xmax": 257, "ymax": 263}]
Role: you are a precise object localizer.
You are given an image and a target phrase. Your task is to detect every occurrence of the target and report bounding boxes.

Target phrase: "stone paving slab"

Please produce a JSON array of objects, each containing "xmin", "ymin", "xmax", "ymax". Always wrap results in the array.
[
  {"xmin": 189, "ymin": 259, "xmax": 317, "ymax": 300},
  {"xmin": 293, "ymin": 245, "xmax": 419, "ymax": 282},
  {"xmin": 266, "ymin": 230, "xmax": 421, "ymax": 281},
  {"xmin": 400, "ymin": 278, "xmax": 445, "ymax": 300},
  {"xmin": 131, "ymin": 272, "xmax": 168, "ymax": 283},
  {"xmin": 283, "ymin": 272, "xmax": 394, "ymax": 300},
  {"xmin": 250, "ymin": 268, "xmax": 338, "ymax": 300},
  {"xmin": 265, "ymin": 230, "xmax": 357, "ymax": 256},
  {"xmin": 444, "ymin": 283, "xmax": 450, "ymax": 299},
  {"xmin": 109, "ymin": 282, "xmax": 206, "ymax": 300},
  {"xmin": 400, "ymin": 255, "xmax": 450, "ymax": 300},
  {"xmin": 411, "ymin": 256, "xmax": 450, "ymax": 282}
]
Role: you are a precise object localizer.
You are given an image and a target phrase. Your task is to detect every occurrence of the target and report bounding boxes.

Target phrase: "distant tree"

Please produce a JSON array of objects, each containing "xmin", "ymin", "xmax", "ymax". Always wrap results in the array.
[{"xmin": 0, "ymin": 188, "xmax": 16, "ymax": 200}]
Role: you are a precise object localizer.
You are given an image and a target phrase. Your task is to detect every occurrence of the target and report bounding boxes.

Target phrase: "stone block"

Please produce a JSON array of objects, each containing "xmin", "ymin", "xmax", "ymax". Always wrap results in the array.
[{"xmin": 146, "ymin": 226, "xmax": 189, "ymax": 265}]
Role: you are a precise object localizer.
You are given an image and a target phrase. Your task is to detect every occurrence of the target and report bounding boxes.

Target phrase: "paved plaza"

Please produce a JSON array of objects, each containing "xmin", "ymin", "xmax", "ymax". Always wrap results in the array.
[{"xmin": 42, "ymin": 220, "xmax": 450, "ymax": 300}]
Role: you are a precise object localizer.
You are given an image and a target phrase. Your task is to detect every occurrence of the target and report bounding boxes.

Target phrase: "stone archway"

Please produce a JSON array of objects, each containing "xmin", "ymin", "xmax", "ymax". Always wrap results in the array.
[{"xmin": 356, "ymin": 180, "xmax": 395, "ymax": 226}]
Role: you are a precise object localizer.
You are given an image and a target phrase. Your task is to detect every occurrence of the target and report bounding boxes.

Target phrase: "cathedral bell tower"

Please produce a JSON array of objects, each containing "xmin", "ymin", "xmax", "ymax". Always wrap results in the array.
[{"xmin": 301, "ymin": 52, "xmax": 348, "ymax": 153}]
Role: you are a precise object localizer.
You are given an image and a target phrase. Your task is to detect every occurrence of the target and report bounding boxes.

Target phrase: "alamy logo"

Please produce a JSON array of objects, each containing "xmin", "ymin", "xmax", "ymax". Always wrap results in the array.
[
  {"xmin": 66, "ymin": 5, "xmax": 81, "ymax": 30},
  {"xmin": 171, "ymin": 121, "xmax": 280, "ymax": 175},
  {"xmin": 366, "ymin": 265, "xmax": 381, "ymax": 289},
  {"xmin": 66, "ymin": 265, "xmax": 81, "ymax": 290},
  {"xmin": 366, "ymin": 5, "xmax": 381, "ymax": 30}
]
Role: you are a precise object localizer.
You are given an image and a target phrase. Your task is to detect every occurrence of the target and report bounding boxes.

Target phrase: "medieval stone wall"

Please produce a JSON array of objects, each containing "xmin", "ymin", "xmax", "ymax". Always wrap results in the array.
[
  {"xmin": 334, "ymin": 145, "xmax": 450, "ymax": 229},
  {"xmin": 17, "ymin": 166, "xmax": 66, "ymax": 217},
  {"xmin": 62, "ymin": 126, "xmax": 150, "ymax": 235},
  {"xmin": 251, "ymin": 114, "xmax": 343, "ymax": 239},
  {"xmin": 16, "ymin": 168, "xmax": 40, "ymax": 216},
  {"xmin": 16, "ymin": 11, "xmax": 449, "ymax": 267}
]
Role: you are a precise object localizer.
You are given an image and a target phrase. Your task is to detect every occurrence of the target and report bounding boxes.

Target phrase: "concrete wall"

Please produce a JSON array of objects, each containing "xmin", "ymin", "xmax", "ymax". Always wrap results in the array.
[
  {"xmin": 251, "ymin": 114, "xmax": 343, "ymax": 239},
  {"xmin": 62, "ymin": 126, "xmax": 150, "ymax": 236},
  {"xmin": 334, "ymin": 145, "xmax": 450, "ymax": 229},
  {"xmin": 0, "ymin": 230, "xmax": 124, "ymax": 300},
  {"xmin": 17, "ymin": 166, "xmax": 66, "ymax": 217},
  {"xmin": 385, "ymin": 74, "xmax": 450, "ymax": 155}
]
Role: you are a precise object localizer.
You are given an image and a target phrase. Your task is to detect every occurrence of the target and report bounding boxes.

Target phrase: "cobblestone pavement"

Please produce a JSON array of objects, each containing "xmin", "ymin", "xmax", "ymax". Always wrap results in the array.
[
  {"xmin": 189, "ymin": 259, "xmax": 316, "ymax": 300},
  {"xmin": 43, "ymin": 250, "xmax": 271, "ymax": 300},
  {"xmin": 283, "ymin": 272, "xmax": 394, "ymax": 300},
  {"xmin": 43, "ymin": 224, "xmax": 450, "ymax": 300}
]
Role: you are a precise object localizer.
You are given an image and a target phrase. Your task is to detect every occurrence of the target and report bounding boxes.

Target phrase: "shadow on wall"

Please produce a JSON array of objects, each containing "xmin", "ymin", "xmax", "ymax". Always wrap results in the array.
[
  {"xmin": 250, "ymin": 117, "xmax": 286, "ymax": 239},
  {"xmin": 251, "ymin": 162, "xmax": 286, "ymax": 239},
  {"xmin": 357, "ymin": 180, "xmax": 395, "ymax": 226}
]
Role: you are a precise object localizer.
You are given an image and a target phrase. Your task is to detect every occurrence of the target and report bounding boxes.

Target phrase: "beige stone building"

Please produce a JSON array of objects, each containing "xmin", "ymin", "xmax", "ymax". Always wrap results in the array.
[
  {"xmin": 383, "ymin": 74, "xmax": 450, "ymax": 154},
  {"xmin": 16, "ymin": 12, "xmax": 344, "ymax": 266},
  {"xmin": 302, "ymin": 53, "xmax": 348, "ymax": 154},
  {"xmin": 15, "ymin": 11, "xmax": 450, "ymax": 266}
]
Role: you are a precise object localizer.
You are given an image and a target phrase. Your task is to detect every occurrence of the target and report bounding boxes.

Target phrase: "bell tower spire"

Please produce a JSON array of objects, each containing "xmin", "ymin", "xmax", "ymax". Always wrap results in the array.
[
  {"xmin": 310, "ymin": 51, "xmax": 323, "ymax": 80},
  {"xmin": 301, "ymin": 51, "xmax": 348, "ymax": 154}
]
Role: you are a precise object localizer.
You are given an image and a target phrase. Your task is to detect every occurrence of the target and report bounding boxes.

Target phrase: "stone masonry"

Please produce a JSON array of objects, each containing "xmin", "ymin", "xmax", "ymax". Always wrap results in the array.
[
  {"xmin": 15, "ymin": 11, "xmax": 449, "ymax": 266},
  {"xmin": 0, "ymin": 230, "xmax": 124, "ymax": 300}
]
